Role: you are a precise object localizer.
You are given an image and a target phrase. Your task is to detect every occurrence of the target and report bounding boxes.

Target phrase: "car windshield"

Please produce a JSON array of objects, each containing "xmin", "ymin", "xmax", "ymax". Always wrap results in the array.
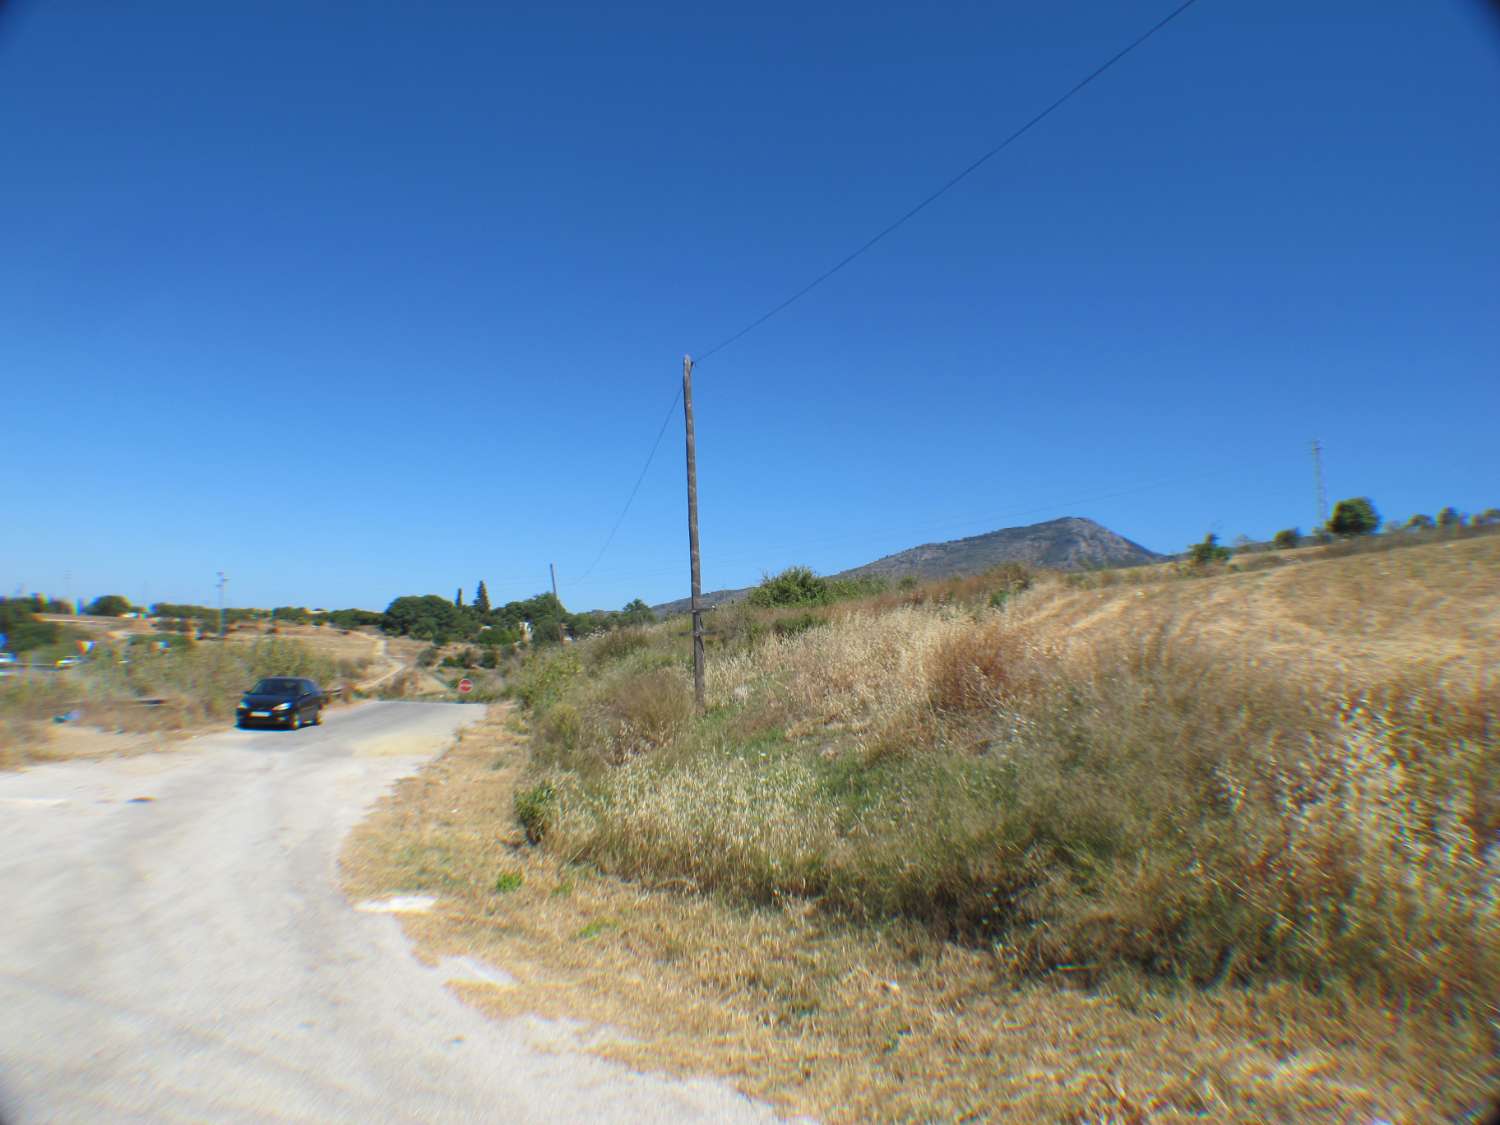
[{"xmin": 250, "ymin": 678, "xmax": 301, "ymax": 695}]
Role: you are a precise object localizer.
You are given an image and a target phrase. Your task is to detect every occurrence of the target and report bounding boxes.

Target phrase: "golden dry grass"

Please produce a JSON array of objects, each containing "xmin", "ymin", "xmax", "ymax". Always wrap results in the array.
[
  {"xmin": 1022, "ymin": 534, "xmax": 1500, "ymax": 689},
  {"xmin": 342, "ymin": 711, "xmax": 1496, "ymax": 1123}
]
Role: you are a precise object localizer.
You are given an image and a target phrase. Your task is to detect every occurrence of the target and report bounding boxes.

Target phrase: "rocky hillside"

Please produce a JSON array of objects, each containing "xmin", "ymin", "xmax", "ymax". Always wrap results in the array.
[{"xmin": 651, "ymin": 517, "xmax": 1158, "ymax": 616}]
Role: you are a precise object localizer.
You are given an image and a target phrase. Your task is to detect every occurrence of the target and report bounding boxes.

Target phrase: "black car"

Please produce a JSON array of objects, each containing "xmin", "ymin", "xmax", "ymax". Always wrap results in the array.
[{"xmin": 236, "ymin": 677, "xmax": 325, "ymax": 730}]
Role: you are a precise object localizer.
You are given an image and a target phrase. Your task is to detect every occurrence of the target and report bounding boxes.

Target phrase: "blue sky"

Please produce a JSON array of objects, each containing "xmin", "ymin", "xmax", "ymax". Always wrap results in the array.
[{"xmin": 3, "ymin": 0, "xmax": 1496, "ymax": 612}]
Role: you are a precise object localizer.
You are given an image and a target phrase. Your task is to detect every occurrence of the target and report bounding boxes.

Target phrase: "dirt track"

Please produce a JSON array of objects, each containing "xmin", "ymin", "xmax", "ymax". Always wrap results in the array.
[{"xmin": 0, "ymin": 702, "xmax": 785, "ymax": 1123}]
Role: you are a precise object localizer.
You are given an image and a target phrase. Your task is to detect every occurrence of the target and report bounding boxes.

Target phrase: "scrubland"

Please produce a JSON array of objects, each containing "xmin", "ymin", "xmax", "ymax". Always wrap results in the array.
[{"xmin": 348, "ymin": 535, "xmax": 1499, "ymax": 1122}]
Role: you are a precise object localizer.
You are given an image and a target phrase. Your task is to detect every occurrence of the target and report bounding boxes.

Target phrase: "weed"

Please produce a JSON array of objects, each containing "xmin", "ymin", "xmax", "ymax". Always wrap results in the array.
[
  {"xmin": 514, "ymin": 781, "xmax": 557, "ymax": 844},
  {"xmin": 494, "ymin": 871, "xmax": 524, "ymax": 894}
]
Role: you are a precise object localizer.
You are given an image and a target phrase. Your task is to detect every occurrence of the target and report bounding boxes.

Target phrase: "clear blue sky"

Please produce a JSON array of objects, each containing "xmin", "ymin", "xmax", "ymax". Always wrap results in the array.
[{"xmin": 4, "ymin": 0, "xmax": 1497, "ymax": 612}]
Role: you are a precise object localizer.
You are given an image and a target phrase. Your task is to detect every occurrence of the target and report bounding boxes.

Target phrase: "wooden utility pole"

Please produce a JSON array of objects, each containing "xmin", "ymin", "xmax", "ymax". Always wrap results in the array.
[
  {"xmin": 683, "ymin": 355, "xmax": 705, "ymax": 712},
  {"xmin": 550, "ymin": 562, "xmax": 559, "ymax": 602}
]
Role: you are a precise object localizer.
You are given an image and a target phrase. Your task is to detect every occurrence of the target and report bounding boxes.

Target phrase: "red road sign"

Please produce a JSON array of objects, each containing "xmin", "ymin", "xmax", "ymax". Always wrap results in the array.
[{"xmin": 457, "ymin": 678, "xmax": 473, "ymax": 694}]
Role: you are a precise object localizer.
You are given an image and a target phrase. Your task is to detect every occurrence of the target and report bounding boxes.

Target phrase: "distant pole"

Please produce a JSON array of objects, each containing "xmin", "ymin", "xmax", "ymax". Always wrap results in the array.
[
  {"xmin": 216, "ymin": 571, "xmax": 227, "ymax": 637},
  {"xmin": 683, "ymin": 355, "xmax": 705, "ymax": 713},
  {"xmin": 550, "ymin": 562, "xmax": 559, "ymax": 602},
  {"xmin": 1311, "ymin": 439, "xmax": 1328, "ymax": 533}
]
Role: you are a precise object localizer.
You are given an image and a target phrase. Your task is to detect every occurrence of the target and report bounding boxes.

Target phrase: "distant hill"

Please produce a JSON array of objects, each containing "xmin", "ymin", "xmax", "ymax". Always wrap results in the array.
[
  {"xmin": 834, "ymin": 517, "xmax": 1160, "ymax": 581},
  {"xmin": 651, "ymin": 516, "xmax": 1159, "ymax": 617}
]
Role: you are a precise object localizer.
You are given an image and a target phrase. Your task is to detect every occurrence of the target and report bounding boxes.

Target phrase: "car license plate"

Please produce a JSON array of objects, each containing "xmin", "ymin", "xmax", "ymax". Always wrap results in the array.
[{"xmin": 251, "ymin": 711, "xmax": 270, "ymax": 718}]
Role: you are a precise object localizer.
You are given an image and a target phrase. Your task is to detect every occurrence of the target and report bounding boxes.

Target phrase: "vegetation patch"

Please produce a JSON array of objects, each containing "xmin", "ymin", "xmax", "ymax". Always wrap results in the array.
[{"xmin": 343, "ymin": 707, "xmax": 1497, "ymax": 1123}]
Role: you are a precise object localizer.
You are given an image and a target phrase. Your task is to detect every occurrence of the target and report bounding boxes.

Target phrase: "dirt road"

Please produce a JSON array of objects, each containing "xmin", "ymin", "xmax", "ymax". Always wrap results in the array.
[{"xmin": 0, "ymin": 702, "xmax": 785, "ymax": 1123}]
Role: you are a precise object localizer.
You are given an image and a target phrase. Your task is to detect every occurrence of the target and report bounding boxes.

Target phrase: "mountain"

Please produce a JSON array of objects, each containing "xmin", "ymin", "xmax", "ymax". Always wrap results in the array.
[
  {"xmin": 834, "ymin": 517, "xmax": 1160, "ymax": 581},
  {"xmin": 650, "ymin": 517, "xmax": 1159, "ymax": 617}
]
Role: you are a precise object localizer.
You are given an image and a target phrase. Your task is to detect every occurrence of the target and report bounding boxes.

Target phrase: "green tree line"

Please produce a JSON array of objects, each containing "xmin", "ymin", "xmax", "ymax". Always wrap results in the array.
[{"xmin": 380, "ymin": 582, "xmax": 654, "ymax": 646}]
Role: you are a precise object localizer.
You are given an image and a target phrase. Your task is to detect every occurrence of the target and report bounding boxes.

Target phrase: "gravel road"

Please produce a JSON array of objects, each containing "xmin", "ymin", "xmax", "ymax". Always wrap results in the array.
[{"xmin": 0, "ymin": 702, "xmax": 787, "ymax": 1124}]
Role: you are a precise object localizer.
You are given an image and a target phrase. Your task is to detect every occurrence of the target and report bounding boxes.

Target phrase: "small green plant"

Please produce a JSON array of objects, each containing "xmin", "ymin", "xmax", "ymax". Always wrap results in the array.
[
  {"xmin": 514, "ymin": 781, "xmax": 557, "ymax": 844},
  {"xmin": 494, "ymin": 871, "xmax": 524, "ymax": 894},
  {"xmin": 575, "ymin": 918, "xmax": 618, "ymax": 940}
]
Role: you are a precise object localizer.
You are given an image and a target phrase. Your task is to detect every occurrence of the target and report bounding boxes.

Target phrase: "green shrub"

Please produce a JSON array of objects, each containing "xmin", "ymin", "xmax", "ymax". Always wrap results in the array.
[
  {"xmin": 84, "ymin": 594, "xmax": 134, "ymax": 617},
  {"xmin": 0, "ymin": 599, "xmax": 61, "ymax": 653},
  {"xmin": 588, "ymin": 627, "xmax": 651, "ymax": 668},
  {"xmin": 1188, "ymin": 533, "xmax": 1232, "ymax": 566},
  {"xmin": 1328, "ymin": 497, "xmax": 1380, "ymax": 536},
  {"xmin": 514, "ymin": 782, "xmax": 557, "ymax": 844},
  {"xmin": 748, "ymin": 566, "xmax": 830, "ymax": 608}
]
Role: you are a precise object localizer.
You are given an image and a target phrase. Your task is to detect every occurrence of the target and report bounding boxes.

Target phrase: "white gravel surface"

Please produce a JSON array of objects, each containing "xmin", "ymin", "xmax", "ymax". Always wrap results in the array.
[{"xmin": 0, "ymin": 702, "xmax": 790, "ymax": 1124}]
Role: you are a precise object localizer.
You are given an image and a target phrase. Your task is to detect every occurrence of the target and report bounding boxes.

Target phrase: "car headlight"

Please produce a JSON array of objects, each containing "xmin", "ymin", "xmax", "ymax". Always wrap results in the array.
[
  {"xmin": 237, "ymin": 702, "xmax": 250, "ymax": 710},
  {"xmin": 272, "ymin": 701, "xmax": 292, "ymax": 711}
]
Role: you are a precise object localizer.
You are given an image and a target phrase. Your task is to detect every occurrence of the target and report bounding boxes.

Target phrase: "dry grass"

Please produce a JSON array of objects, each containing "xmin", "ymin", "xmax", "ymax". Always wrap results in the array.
[
  {"xmin": 339, "ymin": 536, "xmax": 1498, "ymax": 1121},
  {"xmin": 343, "ymin": 712, "xmax": 1497, "ymax": 1123},
  {"xmin": 1026, "ymin": 533, "xmax": 1500, "ymax": 688}
]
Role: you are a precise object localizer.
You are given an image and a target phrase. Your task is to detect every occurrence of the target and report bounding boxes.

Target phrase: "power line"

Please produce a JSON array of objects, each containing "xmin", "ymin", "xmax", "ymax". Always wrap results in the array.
[
  {"xmin": 576, "ymin": 0, "xmax": 1203, "ymax": 579},
  {"xmin": 693, "ymin": 0, "xmax": 1202, "ymax": 364},
  {"xmin": 568, "ymin": 463, "xmax": 1244, "ymax": 592},
  {"xmin": 576, "ymin": 383, "xmax": 683, "ymax": 581}
]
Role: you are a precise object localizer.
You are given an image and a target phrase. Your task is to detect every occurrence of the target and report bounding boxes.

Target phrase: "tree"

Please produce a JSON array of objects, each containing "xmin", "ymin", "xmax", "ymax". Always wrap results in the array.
[
  {"xmin": 383, "ymin": 595, "xmax": 472, "ymax": 643},
  {"xmin": 1475, "ymin": 508, "xmax": 1500, "ymax": 527},
  {"xmin": 85, "ymin": 594, "xmax": 134, "ymax": 617},
  {"xmin": 1327, "ymin": 497, "xmax": 1380, "ymax": 537},
  {"xmin": 0, "ymin": 598, "xmax": 61, "ymax": 652},
  {"xmin": 1272, "ymin": 528, "xmax": 1301, "ymax": 550},
  {"xmin": 454, "ymin": 587, "xmax": 463, "ymax": 609},
  {"xmin": 473, "ymin": 581, "xmax": 491, "ymax": 616},
  {"xmin": 324, "ymin": 608, "xmax": 384, "ymax": 629},
  {"xmin": 1436, "ymin": 506, "xmax": 1466, "ymax": 530},
  {"xmin": 1404, "ymin": 513, "xmax": 1435, "ymax": 531},
  {"xmin": 620, "ymin": 598, "xmax": 654, "ymax": 626},
  {"xmin": 1188, "ymin": 533, "xmax": 1231, "ymax": 566}
]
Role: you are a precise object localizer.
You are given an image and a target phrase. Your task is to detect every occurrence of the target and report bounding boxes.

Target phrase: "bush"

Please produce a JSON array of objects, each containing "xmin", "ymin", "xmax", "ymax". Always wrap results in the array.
[
  {"xmin": 748, "ymin": 566, "xmax": 830, "ymax": 608},
  {"xmin": 1188, "ymin": 533, "xmax": 1231, "ymax": 566},
  {"xmin": 1328, "ymin": 497, "xmax": 1380, "ymax": 536},
  {"xmin": 0, "ymin": 599, "xmax": 61, "ymax": 653},
  {"xmin": 1273, "ymin": 528, "xmax": 1300, "ymax": 550},
  {"xmin": 588, "ymin": 627, "xmax": 651, "ymax": 668},
  {"xmin": 84, "ymin": 594, "xmax": 134, "ymax": 617},
  {"xmin": 514, "ymin": 782, "xmax": 557, "ymax": 844},
  {"xmin": 1436, "ymin": 506, "xmax": 1466, "ymax": 530}
]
